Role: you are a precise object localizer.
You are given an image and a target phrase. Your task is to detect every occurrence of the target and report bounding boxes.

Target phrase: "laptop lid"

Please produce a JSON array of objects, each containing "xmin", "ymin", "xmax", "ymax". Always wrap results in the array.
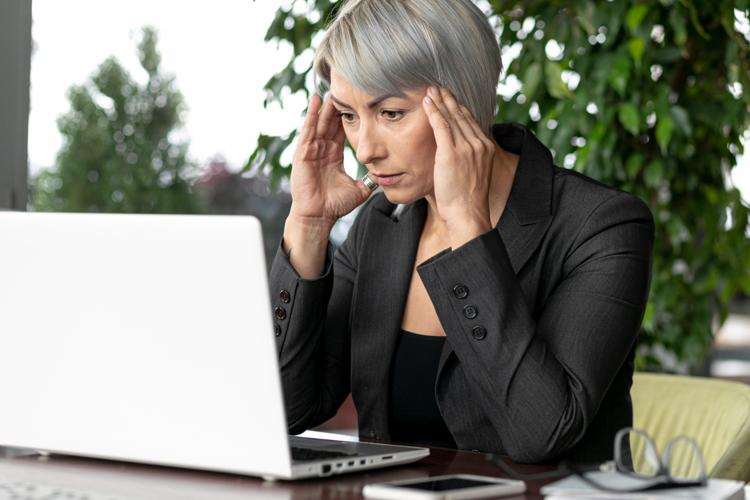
[{"xmin": 0, "ymin": 212, "xmax": 293, "ymax": 477}]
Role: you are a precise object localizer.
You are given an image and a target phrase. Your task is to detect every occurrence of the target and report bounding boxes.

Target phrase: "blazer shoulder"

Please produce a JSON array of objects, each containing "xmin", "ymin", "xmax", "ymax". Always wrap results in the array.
[
  {"xmin": 551, "ymin": 166, "xmax": 653, "ymax": 224},
  {"xmin": 547, "ymin": 167, "xmax": 654, "ymax": 263}
]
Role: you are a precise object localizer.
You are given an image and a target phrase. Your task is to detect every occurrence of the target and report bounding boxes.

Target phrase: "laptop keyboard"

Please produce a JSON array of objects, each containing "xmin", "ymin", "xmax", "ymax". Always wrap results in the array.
[
  {"xmin": 0, "ymin": 480, "xmax": 117, "ymax": 500},
  {"xmin": 290, "ymin": 446, "xmax": 356, "ymax": 462}
]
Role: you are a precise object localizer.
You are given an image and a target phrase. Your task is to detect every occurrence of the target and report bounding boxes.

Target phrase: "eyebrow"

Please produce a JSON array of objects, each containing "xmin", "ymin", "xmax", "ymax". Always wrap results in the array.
[{"xmin": 329, "ymin": 92, "xmax": 404, "ymax": 110}]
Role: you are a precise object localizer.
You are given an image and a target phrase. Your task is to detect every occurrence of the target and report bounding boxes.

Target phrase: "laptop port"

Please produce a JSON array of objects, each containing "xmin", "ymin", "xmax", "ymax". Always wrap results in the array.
[
  {"xmin": 381, "ymin": 455, "xmax": 393, "ymax": 460},
  {"xmin": 360, "ymin": 459, "xmax": 366, "ymax": 465},
  {"xmin": 322, "ymin": 464, "xmax": 331, "ymax": 474},
  {"xmin": 348, "ymin": 460, "xmax": 355, "ymax": 466}
]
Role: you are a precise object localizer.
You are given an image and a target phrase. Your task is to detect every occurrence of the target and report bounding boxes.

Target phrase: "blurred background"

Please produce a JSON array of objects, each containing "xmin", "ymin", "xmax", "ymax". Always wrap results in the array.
[{"xmin": 2, "ymin": 1, "xmax": 749, "ymax": 400}]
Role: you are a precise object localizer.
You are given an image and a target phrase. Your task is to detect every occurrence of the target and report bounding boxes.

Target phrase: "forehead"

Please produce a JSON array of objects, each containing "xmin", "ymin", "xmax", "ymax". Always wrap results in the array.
[{"xmin": 329, "ymin": 68, "xmax": 426, "ymax": 104}]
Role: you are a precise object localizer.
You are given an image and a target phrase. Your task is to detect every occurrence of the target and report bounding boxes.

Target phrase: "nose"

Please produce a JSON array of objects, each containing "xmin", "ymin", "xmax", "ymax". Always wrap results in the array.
[{"xmin": 354, "ymin": 122, "xmax": 385, "ymax": 166}]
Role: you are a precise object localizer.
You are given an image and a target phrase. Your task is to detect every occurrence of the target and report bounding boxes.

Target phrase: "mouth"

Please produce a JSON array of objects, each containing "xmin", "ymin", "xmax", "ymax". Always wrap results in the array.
[{"xmin": 370, "ymin": 172, "xmax": 405, "ymax": 186}]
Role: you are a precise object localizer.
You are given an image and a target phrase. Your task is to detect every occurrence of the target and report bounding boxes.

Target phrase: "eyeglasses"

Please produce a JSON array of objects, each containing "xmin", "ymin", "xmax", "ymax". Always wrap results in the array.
[{"xmin": 487, "ymin": 427, "xmax": 708, "ymax": 493}]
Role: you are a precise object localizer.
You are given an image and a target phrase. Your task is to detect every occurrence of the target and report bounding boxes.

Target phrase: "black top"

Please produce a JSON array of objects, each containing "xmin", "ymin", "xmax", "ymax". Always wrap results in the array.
[{"xmin": 389, "ymin": 329, "xmax": 456, "ymax": 448}]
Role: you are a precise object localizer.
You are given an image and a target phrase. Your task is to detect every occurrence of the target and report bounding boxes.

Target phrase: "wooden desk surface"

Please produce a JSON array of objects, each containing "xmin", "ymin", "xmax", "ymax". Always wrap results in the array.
[{"xmin": 0, "ymin": 447, "xmax": 559, "ymax": 499}]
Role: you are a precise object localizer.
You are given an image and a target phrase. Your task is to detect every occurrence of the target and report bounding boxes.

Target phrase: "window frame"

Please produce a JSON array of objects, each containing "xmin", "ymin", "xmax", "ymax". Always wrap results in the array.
[{"xmin": 0, "ymin": 0, "xmax": 31, "ymax": 210}]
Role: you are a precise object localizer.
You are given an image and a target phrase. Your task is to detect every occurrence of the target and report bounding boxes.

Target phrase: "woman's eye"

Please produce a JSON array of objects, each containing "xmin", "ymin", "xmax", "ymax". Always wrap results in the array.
[
  {"xmin": 336, "ymin": 111, "xmax": 355, "ymax": 123},
  {"xmin": 382, "ymin": 110, "xmax": 403, "ymax": 121},
  {"xmin": 335, "ymin": 110, "xmax": 403, "ymax": 124}
]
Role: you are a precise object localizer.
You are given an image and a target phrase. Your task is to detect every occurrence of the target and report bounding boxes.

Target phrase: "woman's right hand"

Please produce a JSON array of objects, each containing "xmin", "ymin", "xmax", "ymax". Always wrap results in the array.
[{"xmin": 288, "ymin": 93, "xmax": 374, "ymax": 227}]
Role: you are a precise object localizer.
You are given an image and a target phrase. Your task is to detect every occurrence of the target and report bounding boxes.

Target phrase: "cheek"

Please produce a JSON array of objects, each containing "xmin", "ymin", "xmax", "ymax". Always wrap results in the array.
[{"xmin": 403, "ymin": 126, "xmax": 436, "ymax": 173}]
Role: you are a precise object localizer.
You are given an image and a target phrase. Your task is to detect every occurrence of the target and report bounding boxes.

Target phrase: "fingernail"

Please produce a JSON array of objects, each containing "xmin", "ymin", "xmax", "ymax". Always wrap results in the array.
[{"xmin": 424, "ymin": 95, "xmax": 432, "ymax": 105}]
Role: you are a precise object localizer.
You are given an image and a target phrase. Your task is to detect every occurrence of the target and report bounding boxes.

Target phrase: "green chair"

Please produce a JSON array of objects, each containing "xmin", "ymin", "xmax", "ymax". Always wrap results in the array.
[{"xmin": 631, "ymin": 372, "xmax": 750, "ymax": 481}]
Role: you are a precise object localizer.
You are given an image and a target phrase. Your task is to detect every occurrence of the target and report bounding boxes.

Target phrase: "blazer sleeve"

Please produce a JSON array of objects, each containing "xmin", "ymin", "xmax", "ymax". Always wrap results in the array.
[
  {"xmin": 416, "ymin": 192, "xmax": 655, "ymax": 462},
  {"xmin": 268, "ymin": 202, "xmax": 370, "ymax": 434}
]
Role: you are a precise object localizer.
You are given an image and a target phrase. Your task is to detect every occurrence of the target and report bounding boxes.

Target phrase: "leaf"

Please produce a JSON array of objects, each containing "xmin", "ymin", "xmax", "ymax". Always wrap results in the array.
[
  {"xmin": 603, "ymin": 1, "xmax": 627, "ymax": 47},
  {"xmin": 544, "ymin": 61, "xmax": 571, "ymax": 99},
  {"xmin": 652, "ymin": 47, "xmax": 683, "ymax": 63},
  {"xmin": 608, "ymin": 53, "xmax": 631, "ymax": 96},
  {"xmin": 644, "ymin": 160, "xmax": 664, "ymax": 188},
  {"xmin": 627, "ymin": 37, "xmax": 646, "ymax": 65},
  {"xmin": 670, "ymin": 106, "xmax": 692, "ymax": 136},
  {"xmin": 656, "ymin": 115, "xmax": 674, "ymax": 153},
  {"xmin": 626, "ymin": 153, "xmax": 645, "ymax": 177},
  {"xmin": 625, "ymin": 3, "xmax": 649, "ymax": 32},
  {"xmin": 682, "ymin": 0, "xmax": 711, "ymax": 40},
  {"xmin": 618, "ymin": 103, "xmax": 640, "ymax": 135},
  {"xmin": 726, "ymin": 42, "xmax": 740, "ymax": 82},
  {"xmin": 642, "ymin": 301, "xmax": 655, "ymax": 331},
  {"xmin": 522, "ymin": 62, "xmax": 542, "ymax": 98},
  {"xmin": 244, "ymin": 132, "xmax": 294, "ymax": 176},
  {"xmin": 576, "ymin": 10, "xmax": 596, "ymax": 36},
  {"xmin": 668, "ymin": 8, "xmax": 688, "ymax": 47}
]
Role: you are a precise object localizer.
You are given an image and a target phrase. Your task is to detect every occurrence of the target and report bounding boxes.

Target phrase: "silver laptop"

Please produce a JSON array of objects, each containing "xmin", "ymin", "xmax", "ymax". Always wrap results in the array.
[{"xmin": 0, "ymin": 211, "xmax": 428, "ymax": 480}]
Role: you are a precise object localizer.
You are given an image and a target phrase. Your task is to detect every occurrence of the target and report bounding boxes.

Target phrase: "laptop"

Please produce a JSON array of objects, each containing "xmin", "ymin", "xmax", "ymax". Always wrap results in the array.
[{"xmin": 0, "ymin": 211, "xmax": 429, "ymax": 480}]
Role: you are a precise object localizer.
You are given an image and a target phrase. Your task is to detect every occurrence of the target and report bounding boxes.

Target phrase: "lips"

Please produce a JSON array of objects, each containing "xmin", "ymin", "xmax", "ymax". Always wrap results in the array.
[{"xmin": 370, "ymin": 173, "xmax": 405, "ymax": 186}]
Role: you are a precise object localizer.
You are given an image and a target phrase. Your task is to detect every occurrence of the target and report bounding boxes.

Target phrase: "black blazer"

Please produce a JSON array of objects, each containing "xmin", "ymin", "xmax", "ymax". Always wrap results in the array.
[{"xmin": 270, "ymin": 122, "xmax": 655, "ymax": 463}]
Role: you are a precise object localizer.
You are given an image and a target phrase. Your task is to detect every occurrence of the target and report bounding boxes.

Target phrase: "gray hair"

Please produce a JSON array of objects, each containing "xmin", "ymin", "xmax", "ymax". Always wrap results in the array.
[{"xmin": 312, "ymin": 0, "xmax": 501, "ymax": 136}]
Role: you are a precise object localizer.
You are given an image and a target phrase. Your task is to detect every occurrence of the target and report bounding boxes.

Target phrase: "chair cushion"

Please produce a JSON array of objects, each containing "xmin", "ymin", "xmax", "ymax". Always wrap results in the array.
[{"xmin": 632, "ymin": 373, "xmax": 750, "ymax": 481}]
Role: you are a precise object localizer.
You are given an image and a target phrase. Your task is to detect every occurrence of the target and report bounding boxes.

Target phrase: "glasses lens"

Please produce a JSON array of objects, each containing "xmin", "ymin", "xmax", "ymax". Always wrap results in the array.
[
  {"xmin": 620, "ymin": 429, "xmax": 660, "ymax": 477},
  {"xmin": 665, "ymin": 437, "xmax": 705, "ymax": 482}
]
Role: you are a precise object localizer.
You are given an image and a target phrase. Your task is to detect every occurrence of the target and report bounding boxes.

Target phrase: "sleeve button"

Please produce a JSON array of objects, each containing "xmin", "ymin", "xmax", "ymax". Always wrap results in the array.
[
  {"xmin": 463, "ymin": 304, "xmax": 478, "ymax": 319},
  {"xmin": 273, "ymin": 323, "xmax": 281, "ymax": 336},
  {"xmin": 452, "ymin": 284, "xmax": 469, "ymax": 299},
  {"xmin": 279, "ymin": 289, "xmax": 291, "ymax": 303},
  {"xmin": 472, "ymin": 326, "xmax": 487, "ymax": 340},
  {"xmin": 274, "ymin": 306, "xmax": 287, "ymax": 321}
]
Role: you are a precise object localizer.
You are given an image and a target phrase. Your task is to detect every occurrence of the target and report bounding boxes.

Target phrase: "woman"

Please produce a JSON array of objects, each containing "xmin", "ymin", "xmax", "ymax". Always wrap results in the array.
[{"xmin": 269, "ymin": 0, "xmax": 654, "ymax": 464}]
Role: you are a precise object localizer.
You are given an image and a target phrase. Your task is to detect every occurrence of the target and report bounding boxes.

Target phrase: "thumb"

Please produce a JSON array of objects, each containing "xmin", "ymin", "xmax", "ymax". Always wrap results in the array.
[{"xmin": 355, "ymin": 179, "xmax": 376, "ymax": 202}]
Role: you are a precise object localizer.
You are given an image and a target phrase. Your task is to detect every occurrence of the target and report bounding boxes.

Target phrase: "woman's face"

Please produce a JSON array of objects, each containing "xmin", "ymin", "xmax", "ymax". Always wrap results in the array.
[{"xmin": 329, "ymin": 68, "xmax": 437, "ymax": 205}]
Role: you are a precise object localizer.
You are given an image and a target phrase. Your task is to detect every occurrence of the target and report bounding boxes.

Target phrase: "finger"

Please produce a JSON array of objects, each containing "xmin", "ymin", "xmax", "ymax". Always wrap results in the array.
[
  {"xmin": 429, "ymin": 86, "xmax": 467, "ymax": 145},
  {"xmin": 328, "ymin": 122, "xmax": 347, "ymax": 171},
  {"xmin": 423, "ymin": 92, "xmax": 455, "ymax": 148},
  {"xmin": 317, "ymin": 93, "xmax": 342, "ymax": 141},
  {"xmin": 298, "ymin": 94, "xmax": 322, "ymax": 144},
  {"xmin": 440, "ymin": 87, "xmax": 478, "ymax": 141},
  {"xmin": 355, "ymin": 178, "xmax": 376, "ymax": 200},
  {"xmin": 332, "ymin": 118, "xmax": 346, "ymax": 147},
  {"xmin": 458, "ymin": 103, "xmax": 496, "ymax": 150}
]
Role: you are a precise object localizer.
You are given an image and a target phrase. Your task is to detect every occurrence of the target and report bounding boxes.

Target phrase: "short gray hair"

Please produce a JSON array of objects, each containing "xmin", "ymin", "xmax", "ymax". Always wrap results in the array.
[{"xmin": 313, "ymin": 0, "xmax": 501, "ymax": 135}]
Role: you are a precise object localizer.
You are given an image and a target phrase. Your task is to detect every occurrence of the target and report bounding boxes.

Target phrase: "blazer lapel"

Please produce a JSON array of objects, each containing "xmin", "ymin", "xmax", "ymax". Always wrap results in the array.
[
  {"xmin": 351, "ymin": 196, "xmax": 426, "ymax": 439},
  {"xmin": 497, "ymin": 122, "xmax": 555, "ymax": 274}
]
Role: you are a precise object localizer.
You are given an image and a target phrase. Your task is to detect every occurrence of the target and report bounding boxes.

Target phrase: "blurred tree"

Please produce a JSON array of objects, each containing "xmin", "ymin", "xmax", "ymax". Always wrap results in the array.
[
  {"xmin": 196, "ymin": 157, "xmax": 291, "ymax": 268},
  {"xmin": 248, "ymin": 0, "xmax": 750, "ymax": 372},
  {"xmin": 30, "ymin": 27, "xmax": 202, "ymax": 214}
]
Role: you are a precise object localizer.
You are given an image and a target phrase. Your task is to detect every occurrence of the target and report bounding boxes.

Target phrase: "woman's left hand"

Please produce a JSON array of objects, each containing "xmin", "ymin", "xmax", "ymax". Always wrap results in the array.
[{"xmin": 422, "ymin": 86, "xmax": 496, "ymax": 247}]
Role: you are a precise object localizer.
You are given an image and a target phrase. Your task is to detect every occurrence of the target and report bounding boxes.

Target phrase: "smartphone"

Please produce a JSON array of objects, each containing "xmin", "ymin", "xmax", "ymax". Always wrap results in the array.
[{"xmin": 362, "ymin": 474, "xmax": 526, "ymax": 499}]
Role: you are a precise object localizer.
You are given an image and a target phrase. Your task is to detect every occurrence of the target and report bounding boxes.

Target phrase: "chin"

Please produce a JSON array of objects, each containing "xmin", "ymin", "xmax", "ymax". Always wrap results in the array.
[{"xmin": 381, "ymin": 188, "xmax": 423, "ymax": 206}]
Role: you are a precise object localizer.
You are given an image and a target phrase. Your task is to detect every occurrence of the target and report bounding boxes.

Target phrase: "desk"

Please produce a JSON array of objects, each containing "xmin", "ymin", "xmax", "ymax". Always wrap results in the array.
[{"xmin": 0, "ymin": 447, "xmax": 558, "ymax": 499}]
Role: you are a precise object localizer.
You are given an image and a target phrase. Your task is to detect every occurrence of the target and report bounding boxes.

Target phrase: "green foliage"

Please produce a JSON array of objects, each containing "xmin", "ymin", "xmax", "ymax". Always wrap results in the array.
[
  {"xmin": 250, "ymin": 0, "xmax": 750, "ymax": 372},
  {"xmin": 31, "ymin": 27, "xmax": 202, "ymax": 214},
  {"xmin": 244, "ymin": 0, "xmax": 342, "ymax": 188}
]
